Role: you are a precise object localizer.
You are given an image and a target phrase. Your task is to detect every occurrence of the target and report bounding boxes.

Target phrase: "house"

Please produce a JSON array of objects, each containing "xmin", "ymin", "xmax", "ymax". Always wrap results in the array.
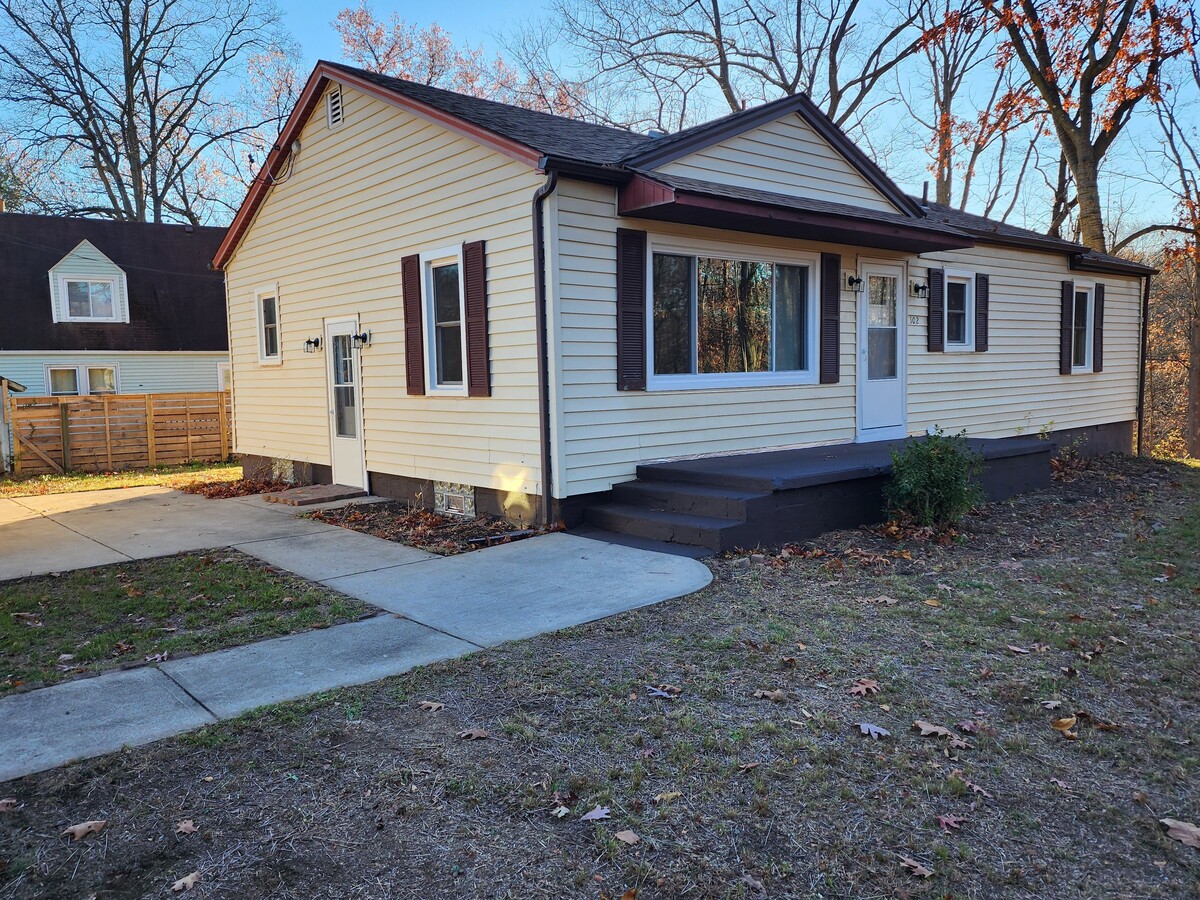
[
  {"xmin": 0, "ymin": 214, "xmax": 230, "ymax": 399},
  {"xmin": 213, "ymin": 61, "xmax": 1153, "ymax": 548}
]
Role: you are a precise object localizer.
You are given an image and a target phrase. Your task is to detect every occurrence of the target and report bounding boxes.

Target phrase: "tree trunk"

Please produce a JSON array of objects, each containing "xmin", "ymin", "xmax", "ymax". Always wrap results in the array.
[{"xmin": 1071, "ymin": 148, "xmax": 1106, "ymax": 252}]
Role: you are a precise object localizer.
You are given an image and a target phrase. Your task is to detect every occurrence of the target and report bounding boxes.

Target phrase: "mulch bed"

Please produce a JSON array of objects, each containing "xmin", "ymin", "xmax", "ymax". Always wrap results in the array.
[
  {"xmin": 179, "ymin": 478, "xmax": 291, "ymax": 499},
  {"xmin": 1, "ymin": 455, "xmax": 1198, "ymax": 899},
  {"xmin": 306, "ymin": 501, "xmax": 554, "ymax": 555}
]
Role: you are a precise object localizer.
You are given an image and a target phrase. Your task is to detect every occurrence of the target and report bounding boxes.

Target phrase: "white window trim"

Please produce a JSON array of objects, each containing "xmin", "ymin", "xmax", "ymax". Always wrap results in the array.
[
  {"xmin": 645, "ymin": 236, "xmax": 822, "ymax": 391},
  {"xmin": 326, "ymin": 85, "xmax": 344, "ymax": 129},
  {"xmin": 256, "ymin": 286, "xmax": 282, "ymax": 365},
  {"xmin": 217, "ymin": 361, "xmax": 232, "ymax": 391},
  {"xmin": 43, "ymin": 363, "xmax": 121, "ymax": 396},
  {"xmin": 943, "ymin": 267, "xmax": 975, "ymax": 352},
  {"xmin": 50, "ymin": 273, "xmax": 126, "ymax": 323},
  {"xmin": 1071, "ymin": 282, "xmax": 1095, "ymax": 373},
  {"xmin": 420, "ymin": 245, "xmax": 468, "ymax": 397}
]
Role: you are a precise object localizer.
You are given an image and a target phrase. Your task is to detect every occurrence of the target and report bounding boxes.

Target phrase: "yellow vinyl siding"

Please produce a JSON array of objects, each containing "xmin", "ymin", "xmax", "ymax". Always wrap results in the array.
[
  {"xmin": 550, "ymin": 179, "xmax": 859, "ymax": 497},
  {"xmin": 655, "ymin": 114, "xmax": 898, "ymax": 213},
  {"xmin": 907, "ymin": 246, "xmax": 1140, "ymax": 437},
  {"xmin": 550, "ymin": 179, "xmax": 1142, "ymax": 497},
  {"xmin": 224, "ymin": 83, "xmax": 544, "ymax": 494}
]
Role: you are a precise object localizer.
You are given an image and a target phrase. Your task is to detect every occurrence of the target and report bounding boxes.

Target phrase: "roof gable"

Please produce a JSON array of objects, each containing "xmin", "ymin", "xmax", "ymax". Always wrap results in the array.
[{"xmin": 49, "ymin": 239, "xmax": 130, "ymax": 323}]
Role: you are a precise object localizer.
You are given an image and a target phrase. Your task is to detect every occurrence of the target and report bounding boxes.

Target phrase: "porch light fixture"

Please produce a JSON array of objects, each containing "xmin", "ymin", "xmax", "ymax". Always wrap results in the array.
[
  {"xmin": 846, "ymin": 275, "xmax": 864, "ymax": 291},
  {"xmin": 912, "ymin": 281, "xmax": 930, "ymax": 298},
  {"xmin": 351, "ymin": 331, "xmax": 371, "ymax": 349},
  {"xmin": 303, "ymin": 336, "xmax": 322, "ymax": 353}
]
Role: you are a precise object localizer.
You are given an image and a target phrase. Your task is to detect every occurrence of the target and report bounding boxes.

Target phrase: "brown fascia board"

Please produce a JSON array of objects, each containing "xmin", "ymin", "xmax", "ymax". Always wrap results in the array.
[
  {"xmin": 214, "ymin": 62, "xmax": 544, "ymax": 270},
  {"xmin": 625, "ymin": 93, "xmax": 925, "ymax": 219},
  {"xmin": 1069, "ymin": 254, "xmax": 1157, "ymax": 276}
]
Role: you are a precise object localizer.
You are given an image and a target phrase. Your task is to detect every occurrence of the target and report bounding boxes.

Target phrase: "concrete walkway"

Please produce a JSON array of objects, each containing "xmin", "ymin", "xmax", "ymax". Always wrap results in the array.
[{"xmin": 0, "ymin": 486, "xmax": 712, "ymax": 782}]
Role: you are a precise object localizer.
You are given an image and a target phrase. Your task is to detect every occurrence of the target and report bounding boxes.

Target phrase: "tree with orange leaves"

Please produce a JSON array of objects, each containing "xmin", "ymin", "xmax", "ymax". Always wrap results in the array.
[
  {"xmin": 333, "ymin": 2, "xmax": 585, "ymax": 116},
  {"xmin": 983, "ymin": 0, "xmax": 1192, "ymax": 252}
]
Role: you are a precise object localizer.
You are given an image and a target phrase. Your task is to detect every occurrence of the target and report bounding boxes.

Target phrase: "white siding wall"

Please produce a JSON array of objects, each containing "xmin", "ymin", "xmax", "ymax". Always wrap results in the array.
[
  {"xmin": 223, "ymin": 84, "xmax": 545, "ymax": 495},
  {"xmin": 550, "ymin": 178, "xmax": 1142, "ymax": 497},
  {"xmin": 656, "ymin": 114, "xmax": 898, "ymax": 212},
  {"xmin": 47, "ymin": 241, "xmax": 131, "ymax": 322},
  {"xmin": 0, "ymin": 352, "xmax": 227, "ymax": 395}
]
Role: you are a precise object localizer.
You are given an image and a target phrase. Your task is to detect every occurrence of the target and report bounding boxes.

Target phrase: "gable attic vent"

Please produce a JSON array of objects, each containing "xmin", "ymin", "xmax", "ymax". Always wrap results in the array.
[{"xmin": 326, "ymin": 85, "xmax": 344, "ymax": 129}]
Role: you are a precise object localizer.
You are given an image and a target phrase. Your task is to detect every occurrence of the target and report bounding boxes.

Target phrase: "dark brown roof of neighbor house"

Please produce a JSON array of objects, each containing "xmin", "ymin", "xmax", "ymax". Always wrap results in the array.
[{"xmin": 0, "ymin": 213, "xmax": 228, "ymax": 352}]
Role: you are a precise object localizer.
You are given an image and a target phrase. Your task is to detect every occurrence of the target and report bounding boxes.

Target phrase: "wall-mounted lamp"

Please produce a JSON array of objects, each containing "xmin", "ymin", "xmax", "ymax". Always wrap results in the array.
[
  {"xmin": 846, "ymin": 275, "xmax": 864, "ymax": 292},
  {"xmin": 912, "ymin": 281, "xmax": 930, "ymax": 298},
  {"xmin": 303, "ymin": 336, "xmax": 322, "ymax": 353},
  {"xmin": 351, "ymin": 331, "xmax": 372, "ymax": 349}
]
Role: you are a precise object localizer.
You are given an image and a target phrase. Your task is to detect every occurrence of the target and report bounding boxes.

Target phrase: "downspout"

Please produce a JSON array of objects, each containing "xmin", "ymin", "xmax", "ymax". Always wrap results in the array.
[
  {"xmin": 532, "ymin": 169, "xmax": 559, "ymax": 526},
  {"xmin": 1136, "ymin": 271, "xmax": 1153, "ymax": 456}
]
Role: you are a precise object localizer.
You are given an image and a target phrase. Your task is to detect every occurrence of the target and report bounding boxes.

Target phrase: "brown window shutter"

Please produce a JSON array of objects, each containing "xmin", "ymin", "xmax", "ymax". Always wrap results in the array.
[
  {"xmin": 927, "ymin": 268, "xmax": 945, "ymax": 353},
  {"xmin": 402, "ymin": 254, "xmax": 425, "ymax": 395},
  {"xmin": 1092, "ymin": 283, "xmax": 1104, "ymax": 372},
  {"xmin": 974, "ymin": 273, "xmax": 989, "ymax": 352},
  {"xmin": 819, "ymin": 253, "xmax": 841, "ymax": 383},
  {"xmin": 1060, "ymin": 280, "xmax": 1074, "ymax": 375},
  {"xmin": 462, "ymin": 240, "xmax": 490, "ymax": 397},
  {"xmin": 616, "ymin": 228, "xmax": 647, "ymax": 391}
]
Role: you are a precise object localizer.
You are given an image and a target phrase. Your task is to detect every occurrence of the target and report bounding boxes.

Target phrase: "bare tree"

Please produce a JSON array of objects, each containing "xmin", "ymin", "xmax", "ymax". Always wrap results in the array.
[
  {"xmin": 535, "ymin": 0, "xmax": 931, "ymax": 132},
  {"xmin": 0, "ymin": 0, "xmax": 296, "ymax": 224},
  {"xmin": 982, "ymin": 0, "xmax": 1191, "ymax": 252}
]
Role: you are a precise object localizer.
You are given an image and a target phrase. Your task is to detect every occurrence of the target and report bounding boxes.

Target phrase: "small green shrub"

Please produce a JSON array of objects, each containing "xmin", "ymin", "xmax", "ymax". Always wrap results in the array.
[{"xmin": 884, "ymin": 427, "xmax": 984, "ymax": 527}]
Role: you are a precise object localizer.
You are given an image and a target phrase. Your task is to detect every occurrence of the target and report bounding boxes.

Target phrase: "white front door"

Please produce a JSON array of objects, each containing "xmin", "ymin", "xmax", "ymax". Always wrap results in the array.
[
  {"xmin": 325, "ymin": 319, "xmax": 366, "ymax": 489},
  {"xmin": 857, "ymin": 262, "xmax": 907, "ymax": 439}
]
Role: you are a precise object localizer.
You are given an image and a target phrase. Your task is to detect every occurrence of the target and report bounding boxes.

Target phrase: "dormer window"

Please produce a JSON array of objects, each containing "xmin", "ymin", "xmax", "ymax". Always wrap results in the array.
[{"xmin": 66, "ymin": 278, "xmax": 117, "ymax": 319}]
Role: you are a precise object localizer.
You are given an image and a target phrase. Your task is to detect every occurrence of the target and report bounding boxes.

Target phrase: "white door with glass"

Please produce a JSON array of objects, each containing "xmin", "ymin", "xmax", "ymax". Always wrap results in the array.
[
  {"xmin": 325, "ymin": 319, "xmax": 366, "ymax": 489},
  {"xmin": 857, "ymin": 262, "xmax": 906, "ymax": 438}
]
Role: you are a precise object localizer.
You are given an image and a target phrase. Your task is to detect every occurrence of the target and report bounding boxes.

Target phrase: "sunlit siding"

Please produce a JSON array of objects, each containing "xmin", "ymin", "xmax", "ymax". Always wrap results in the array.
[
  {"xmin": 654, "ymin": 114, "xmax": 898, "ymax": 212},
  {"xmin": 223, "ymin": 84, "xmax": 545, "ymax": 495},
  {"xmin": 549, "ymin": 179, "xmax": 1142, "ymax": 497}
]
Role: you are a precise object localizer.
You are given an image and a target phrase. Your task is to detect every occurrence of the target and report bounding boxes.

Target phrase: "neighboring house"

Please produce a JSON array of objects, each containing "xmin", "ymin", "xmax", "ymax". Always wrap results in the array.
[
  {"xmin": 214, "ymin": 61, "xmax": 1152, "ymax": 543},
  {"xmin": 0, "ymin": 214, "xmax": 229, "ymax": 398}
]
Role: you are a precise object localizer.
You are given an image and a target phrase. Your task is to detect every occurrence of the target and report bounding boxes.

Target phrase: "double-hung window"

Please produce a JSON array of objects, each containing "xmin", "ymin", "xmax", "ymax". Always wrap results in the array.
[
  {"xmin": 1072, "ymin": 285, "xmax": 1093, "ymax": 370},
  {"xmin": 53, "ymin": 275, "xmax": 123, "ymax": 322},
  {"xmin": 943, "ymin": 270, "xmax": 975, "ymax": 351},
  {"xmin": 421, "ymin": 247, "xmax": 466, "ymax": 393},
  {"xmin": 47, "ymin": 367, "xmax": 81, "ymax": 396},
  {"xmin": 45, "ymin": 364, "xmax": 118, "ymax": 395},
  {"xmin": 257, "ymin": 289, "xmax": 281, "ymax": 363},
  {"xmin": 649, "ymin": 243, "xmax": 819, "ymax": 389}
]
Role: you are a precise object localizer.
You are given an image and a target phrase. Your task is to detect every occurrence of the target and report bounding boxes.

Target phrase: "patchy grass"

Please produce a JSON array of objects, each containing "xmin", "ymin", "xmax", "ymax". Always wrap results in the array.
[
  {"xmin": 0, "ymin": 461, "xmax": 241, "ymax": 499},
  {"xmin": 0, "ymin": 552, "xmax": 373, "ymax": 693},
  {"xmin": 1, "ymin": 456, "xmax": 1199, "ymax": 899}
]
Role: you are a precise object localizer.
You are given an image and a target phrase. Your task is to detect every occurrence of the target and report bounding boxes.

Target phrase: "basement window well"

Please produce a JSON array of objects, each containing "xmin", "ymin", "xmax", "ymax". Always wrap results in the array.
[{"xmin": 434, "ymin": 482, "xmax": 476, "ymax": 517}]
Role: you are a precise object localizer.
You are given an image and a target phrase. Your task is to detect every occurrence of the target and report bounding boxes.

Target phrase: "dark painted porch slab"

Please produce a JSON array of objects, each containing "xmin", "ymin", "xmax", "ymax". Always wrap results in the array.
[
  {"xmin": 636, "ymin": 436, "xmax": 1052, "ymax": 492},
  {"xmin": 586, "ymin": 436, "xmax": 1055, "ymax": 553}
]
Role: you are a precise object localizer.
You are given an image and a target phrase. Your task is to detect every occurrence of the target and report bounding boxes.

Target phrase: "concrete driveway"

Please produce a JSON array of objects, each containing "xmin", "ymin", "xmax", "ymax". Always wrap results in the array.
[{"xmin": 0, "ymin": 486, "xmax": 337, "ymax": 580}]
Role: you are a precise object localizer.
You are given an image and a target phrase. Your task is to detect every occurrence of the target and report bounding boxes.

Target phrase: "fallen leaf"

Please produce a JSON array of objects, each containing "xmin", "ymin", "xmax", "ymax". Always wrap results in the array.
[
  {"xmin": 956, "ymin": 720, "xmax": 980, "ymax": 734},
  {"xmin": 646, "ymin": 684, "xmax": 681, "ymax": 699},
  {"xmin": 863, "ymin": 595, "xmax": 899, "ymax": 606},
  {"xmin": 1051, "ymin": 716, "xmax": 1078, "ymax": 739},
  {"xmin": 549, "ymin": 805, "xmax": 570, "ymax": 818},
  {"xmin": 12, "ymin": 612, "xmax": 42, "ymax": 627},
  {"xmin": 859, "ymin": 722, "xmax": 890, "ymax": 739},
  {"xmin": 614, "ymin": 829, "xmax": 640, "ymax": 845},
  {"xmin": 1007, "ymin": 645, "xmax": 1030, "ymax": 654},
  {"xmin": 1132, "ymin": 791, "xmax": 1149, "ymax": 804},
  {"xmin": 923, "ymin": 598, "xmax": 941, "ymax": 607},
  {"xmin": 781, "ymin": 656, "xmax": 798, "ymax": 668},
  {"xmin": 61, "ymin": 820, "xmax": 106, "ymax": 841},
  {"xmin": 850, "ymin": 678, "xmax": 880, "ymax": 697},
  {"xmin": 418, "ymin": 701, "xmax": 445, "ymax": 712},
  {"xmin": 1041, "ymin": 700, "xmax": 1062, "ymax": 710},
  {"xmin": 753, "ymin": 688, "xmax": 785, "ymax": 702},
  {"xmin": 914, "ymin": 720, "xmax": 954, "ymax": 739},
  {"xmin": 458, "ymin": 728, "xmax": 489, "ymax": 740},
  {"xmin": 175, "ymin": 819, "xmax": 198, "ymax": 835},
  {"xmin": 937, "ymin": 814, "xmax": 967, "ymax": 832},
  {"xmin": 1160, "ymin": 818, "xmax": 1200, "ymax": 849},
  {"xmin": 1050, "ymin": 777, "xmax": 1069, "ymax": 790},
  {"xmin": 580, "ymin": 805, "xmax": 610, "ymax": 821},
  {"xmin": 653, "ymin": 791, "xmax": 681, "ymax": 803},
  {"xmin": 738, "ymin": 762, "xmax": 761, "ymax": 772},
  {"xmin": 0, "ymin": 799, "xmax": 16, "ymax": 813},
  {"xmin": 620, "ymin": 890, "xmax": 638, "ymax": 900},
  {"xmin": 795, "ymin": 640, "xmax": 808, "ymax": 650},
  {"xmin": 171, "ymin": 871, "xmax": 201, "ymax": 892},
  {"xmin": 1061, "ymin": 666, "xmax": 1079, "ymax": 678},
  {"xmin": 900, "ymin": 856, "xmax": 934, "ymax": 878}
]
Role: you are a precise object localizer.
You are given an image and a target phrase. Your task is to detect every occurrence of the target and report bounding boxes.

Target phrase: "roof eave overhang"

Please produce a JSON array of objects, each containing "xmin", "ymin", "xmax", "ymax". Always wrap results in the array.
[
  {"xmin": 1069, "ymin": 255, "xmax": 1157, "ymax": 277},
  {"xmin": 213, "ymin": 62, "xmax": 545, "ymax": 270},
  {"xmin": 539, "ymin": 155, "xmax": 633, "ymax": 185},
  {"xmin": 618, "ymin": 177, "xmax": 974, "ymax": 254}
]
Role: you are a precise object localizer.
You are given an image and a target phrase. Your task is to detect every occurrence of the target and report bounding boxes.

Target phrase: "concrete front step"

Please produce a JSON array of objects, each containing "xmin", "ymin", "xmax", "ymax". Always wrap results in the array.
[
  {"xmin": 584, "ymin": 502, "xmax": 742, "ymax": 551},
  {"xmin": 611, "ymin": 480, "xmax": 767, "ymax": 520},
  {"xmin": 262, "ymin": 484, "xmax": 368, "ymax": 506}
]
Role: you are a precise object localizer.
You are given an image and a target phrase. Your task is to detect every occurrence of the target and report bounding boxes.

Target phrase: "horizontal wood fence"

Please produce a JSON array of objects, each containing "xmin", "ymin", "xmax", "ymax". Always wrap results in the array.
[{"xmin": 9, "ymin": 391, "xmax": 232, "ymax": 475}]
